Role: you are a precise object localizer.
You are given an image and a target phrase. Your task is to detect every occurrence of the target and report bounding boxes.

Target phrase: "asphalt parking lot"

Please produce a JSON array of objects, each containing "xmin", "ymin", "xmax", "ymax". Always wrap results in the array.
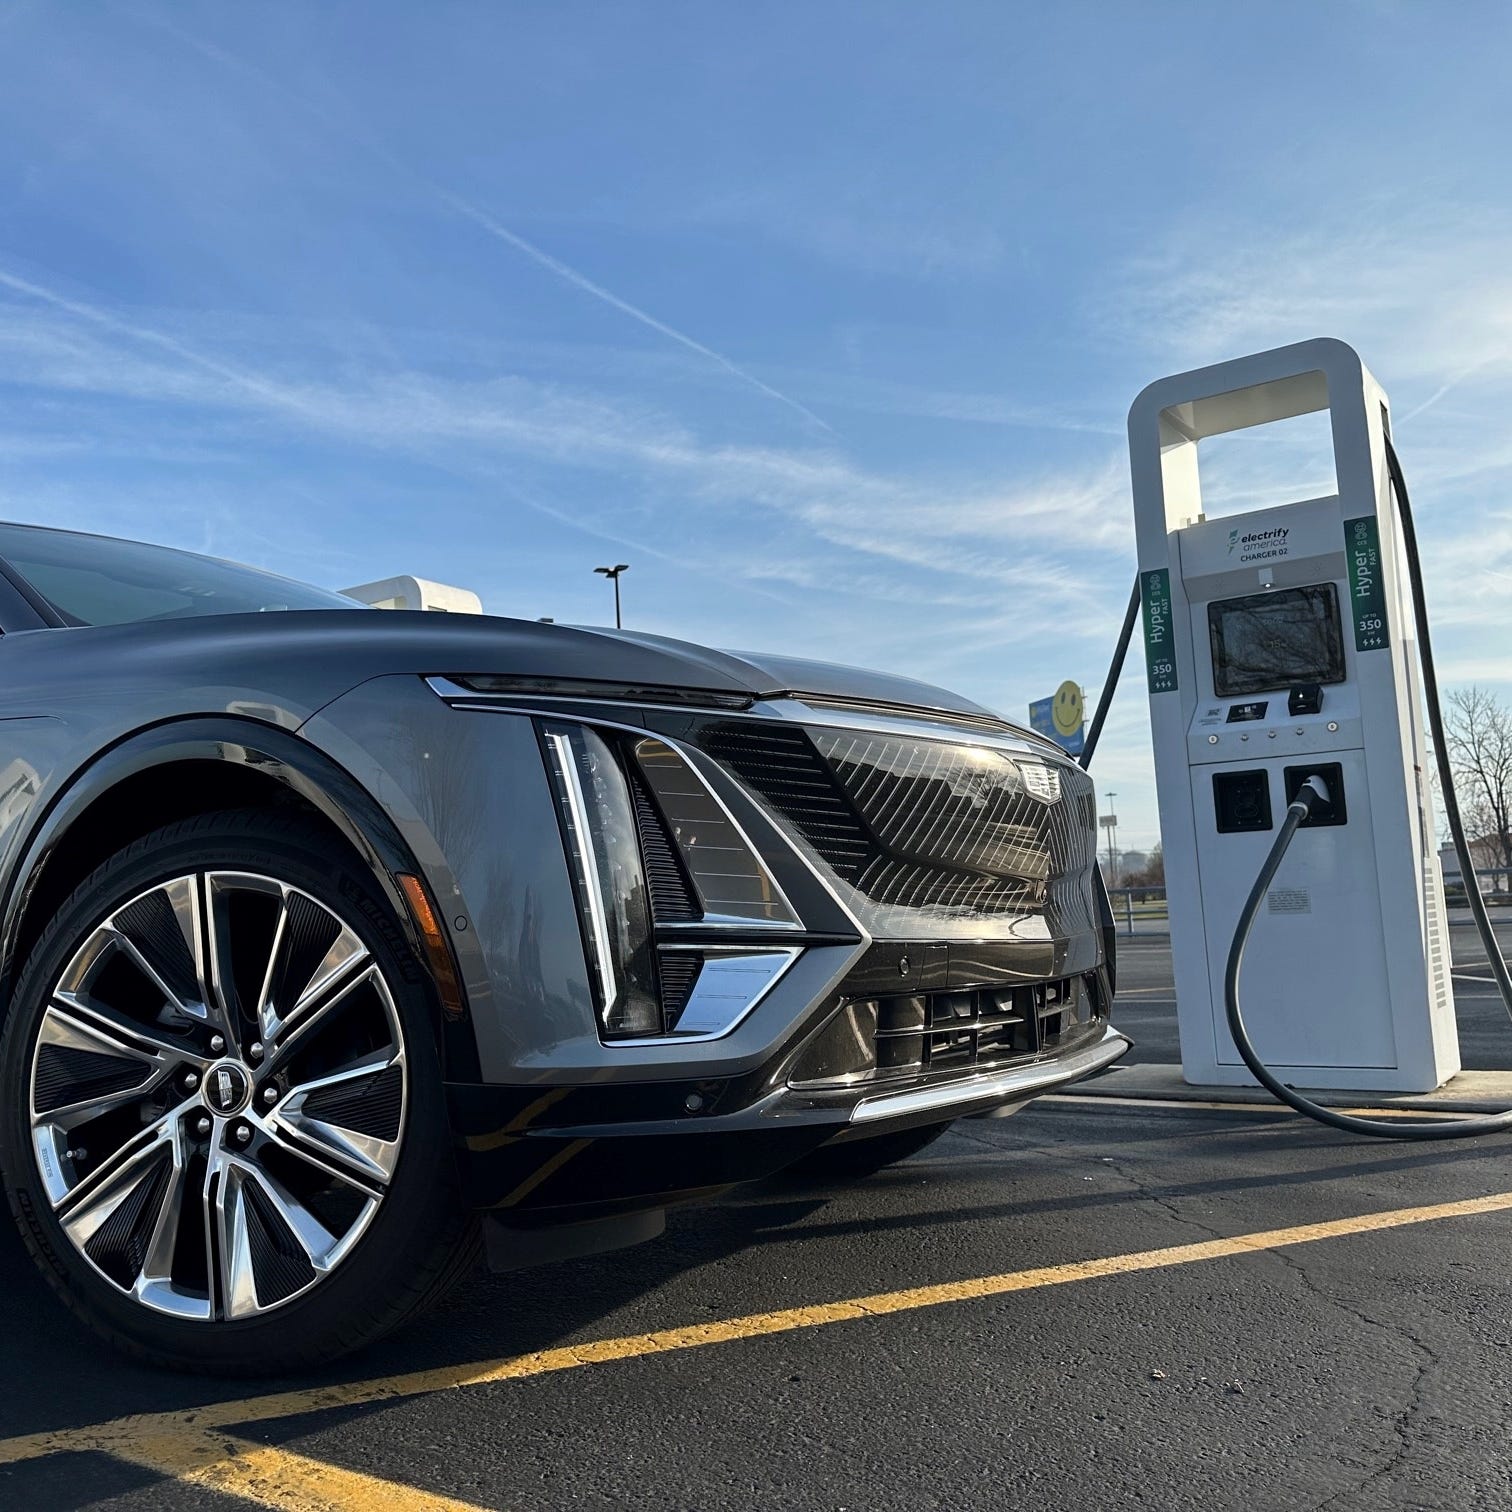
[{"xmin": 7, "ymin": 926, "xmax": 1512, "ymax": 1512}]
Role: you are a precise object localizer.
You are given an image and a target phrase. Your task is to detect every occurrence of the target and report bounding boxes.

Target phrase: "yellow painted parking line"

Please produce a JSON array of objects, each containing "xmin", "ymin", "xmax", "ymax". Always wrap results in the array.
[
  {"xmin": 115, "ymin": 1429, "xmax": 491, "ymax": 1512},
  {"xmin": 464, "ymin": 1087, "xmax": 570, "ymax": 1153},
  {"xmin": 4, "ymin": 1187, "xmax": 1512, "ymax": 1492}
]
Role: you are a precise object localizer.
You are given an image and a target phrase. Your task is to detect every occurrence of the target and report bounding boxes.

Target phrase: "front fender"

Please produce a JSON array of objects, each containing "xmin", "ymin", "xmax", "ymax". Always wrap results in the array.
[{"xmin": 0, "ymin": 714, "xmax": 482, "ymax": 1079}]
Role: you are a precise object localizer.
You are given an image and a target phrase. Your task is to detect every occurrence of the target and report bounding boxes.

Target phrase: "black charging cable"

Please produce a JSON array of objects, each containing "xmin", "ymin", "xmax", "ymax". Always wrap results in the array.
[
  {"xmin": 1079, "ymin": 577, "xmax": 1140, "ymax": 769},
  {"xmin": 1225, "ymin": 774, "xmax": 1512, "ymax": 1137},
  {"xmin": 1084, "ymin": 437, "xmax": 1512, "ymax": 1139}
]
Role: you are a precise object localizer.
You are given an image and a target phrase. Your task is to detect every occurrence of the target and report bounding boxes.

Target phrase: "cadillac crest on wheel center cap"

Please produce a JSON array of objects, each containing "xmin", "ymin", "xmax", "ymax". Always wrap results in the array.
[{"xmin": 205, "ymin": 1062, "xmax": 251, "ymax": 1116}]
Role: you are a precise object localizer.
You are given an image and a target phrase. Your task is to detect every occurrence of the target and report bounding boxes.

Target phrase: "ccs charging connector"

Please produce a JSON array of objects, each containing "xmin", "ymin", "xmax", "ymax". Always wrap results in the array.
[{"xmin": 1283, "ymin": 765, "xmax": 1345, "ymax": 826}]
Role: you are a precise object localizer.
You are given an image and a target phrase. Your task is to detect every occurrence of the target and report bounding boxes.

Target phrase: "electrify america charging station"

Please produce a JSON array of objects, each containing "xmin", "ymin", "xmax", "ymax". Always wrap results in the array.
[{"xmin": 1128, "ymin": 338, "xmax": 1459, "ymax": 1091}]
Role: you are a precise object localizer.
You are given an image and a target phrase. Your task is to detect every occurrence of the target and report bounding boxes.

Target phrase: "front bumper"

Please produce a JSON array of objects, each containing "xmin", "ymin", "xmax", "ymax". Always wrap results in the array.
[
  {"xmin": 305, "ymin": 676, "xmax": 1125, "ymax": 1219},
  {"xmin": 847, "ymin": 1024, "xmax": 1130, "ymax": 1122},
  {"xmin": 305, "ymin": 677, "xmax": 1114, "ymax": 1085},
  {"xmin": 447, "ymin": 1021, "xmax": 1131, "ymax": 1217}
]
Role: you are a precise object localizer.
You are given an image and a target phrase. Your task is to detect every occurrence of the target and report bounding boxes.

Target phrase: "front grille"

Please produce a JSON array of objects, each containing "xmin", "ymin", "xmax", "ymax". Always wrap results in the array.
[
  {"xmin": 790, "ymin": 973, "xmax": 1103, "ymax": 1090},
  {"xmin": 697, "ymin": 720, "xmax": 1097, "ymax": 929},
  {"xmin": 855, "ymin": 860, "xmax": 1040, "ymax": 916},
  {"xmin": 696, "ymin": 721, "xmax": 872, "ymax": 881},
  {"xmin": 810, "ymin": 729, "xmax": 1096, "ymax": 882}
]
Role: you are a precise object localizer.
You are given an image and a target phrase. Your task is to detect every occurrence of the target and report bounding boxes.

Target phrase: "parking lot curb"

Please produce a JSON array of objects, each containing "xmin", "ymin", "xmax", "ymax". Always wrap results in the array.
[{"xmin": 1060, "ymin": 1061, "xmax": 1512, "ymax": 1114}]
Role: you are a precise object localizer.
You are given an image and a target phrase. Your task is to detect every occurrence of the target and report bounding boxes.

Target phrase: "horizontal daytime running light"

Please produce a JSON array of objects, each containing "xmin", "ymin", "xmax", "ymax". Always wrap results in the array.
[{"xmin": 447, "ymin": 674, "xmax": 753, "ymax": 710}]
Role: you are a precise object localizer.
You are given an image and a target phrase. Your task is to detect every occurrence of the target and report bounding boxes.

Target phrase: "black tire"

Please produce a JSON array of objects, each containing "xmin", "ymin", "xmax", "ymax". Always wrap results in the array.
[
  {"xmin": 0, "ymin": 808, "xmax": 477, "ymax": 1374},
  {"xmin": 782, "ymin": 1120, "xmax": 955, "ymax": 1182}
]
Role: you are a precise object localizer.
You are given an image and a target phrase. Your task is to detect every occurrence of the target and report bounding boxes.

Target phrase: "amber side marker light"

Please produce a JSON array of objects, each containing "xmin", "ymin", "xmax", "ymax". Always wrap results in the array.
[{"xmin": 397, "ymin": 872, "xmax": 467, "ymax": 1020}]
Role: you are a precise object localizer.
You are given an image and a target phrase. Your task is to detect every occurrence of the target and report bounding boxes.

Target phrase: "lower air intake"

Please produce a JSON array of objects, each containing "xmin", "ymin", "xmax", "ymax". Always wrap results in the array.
[{"xmin": 790, "ymin": 974, "xmax": 1102, "ymax": 1090}]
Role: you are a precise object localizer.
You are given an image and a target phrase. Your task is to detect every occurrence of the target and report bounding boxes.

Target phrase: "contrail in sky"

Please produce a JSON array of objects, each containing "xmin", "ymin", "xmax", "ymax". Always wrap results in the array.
[
  {"xmin": 0, "ymin": 265, "xmax": 313, "ymax": 417},
  {"xmin": 430, "ymin": 187, "xmax": 833, "ymax": 432},
  {"xmin": 0, "ymin": 258, "xmax": 808, "ymax": 594},
  {"xmin": 1399, "ymin": 357, "xmax": 1496, "ymax": 425},
  {"xmin": 134, "ymin": 13, "xmax": 834, "ymax": 434}
]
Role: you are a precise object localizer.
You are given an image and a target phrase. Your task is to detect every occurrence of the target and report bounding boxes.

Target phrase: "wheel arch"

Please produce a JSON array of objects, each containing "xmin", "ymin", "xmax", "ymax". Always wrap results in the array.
[{"xmin": 0, "ymin": 717, "xmax": 480, "ymax": 1078}]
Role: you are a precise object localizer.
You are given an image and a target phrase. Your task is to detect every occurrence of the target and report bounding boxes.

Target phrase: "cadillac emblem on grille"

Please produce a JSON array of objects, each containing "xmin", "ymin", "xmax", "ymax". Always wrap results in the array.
[{"xmin": 1019, "ymin": 762, "xmax": 1061, "ymax": 805}]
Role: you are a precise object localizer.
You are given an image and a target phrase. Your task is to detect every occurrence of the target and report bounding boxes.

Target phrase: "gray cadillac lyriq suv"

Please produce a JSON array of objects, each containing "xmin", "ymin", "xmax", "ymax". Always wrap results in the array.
[{"xmin": 0, "ymin": 523, "xmax": 1128, "ymax": 1372}]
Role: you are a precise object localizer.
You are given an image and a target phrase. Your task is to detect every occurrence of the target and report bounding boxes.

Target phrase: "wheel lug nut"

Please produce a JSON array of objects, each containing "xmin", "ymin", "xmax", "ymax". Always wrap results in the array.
[
  {"xmin": 182, "ymin": 1070, "xmax": 200, "ymax": 1092},
  {"xmin": 209, "ymin": 1034, "xmax": 226, "ymax": 1054},
  {"xmin": 261, "ymin": 1085, "xmax": 279, "ymax": 1107},
  {"xmin": 193, "ymin": 1116, "xmax": 211, "ymax": 1137},
  {"xmin": 249, "ymin": 1042, "xmax": 264, "ymax": 1062},
  {"xmin": 234, "ymin": 1123, "xmax": 253, "ymax": 1145}
]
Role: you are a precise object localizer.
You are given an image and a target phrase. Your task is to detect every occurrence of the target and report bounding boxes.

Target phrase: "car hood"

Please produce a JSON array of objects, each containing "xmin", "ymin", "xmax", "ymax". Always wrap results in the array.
[
  {"xmin": 11, "ymin": 609, "xmax": 1037, "ymax": 740},
  {"xmin": 585, "ymin": 627, "xmax": 1006, "ymax": 721},
  {"xmin": 407, "ymin": 613, "xmax": 1008, "ymax": 722}
]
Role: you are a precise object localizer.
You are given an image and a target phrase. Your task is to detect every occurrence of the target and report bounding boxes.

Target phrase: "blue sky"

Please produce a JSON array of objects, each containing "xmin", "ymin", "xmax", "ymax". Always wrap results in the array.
[{"xmin": 1, "ymin": 2, "xmax": 1510, "ymax": 849}]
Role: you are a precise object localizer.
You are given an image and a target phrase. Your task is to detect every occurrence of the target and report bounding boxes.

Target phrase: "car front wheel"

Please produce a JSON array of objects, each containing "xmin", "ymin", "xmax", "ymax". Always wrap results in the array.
[{"xmin": 0, "ymin": 809, "xmax": 475, "ymax": 1373}]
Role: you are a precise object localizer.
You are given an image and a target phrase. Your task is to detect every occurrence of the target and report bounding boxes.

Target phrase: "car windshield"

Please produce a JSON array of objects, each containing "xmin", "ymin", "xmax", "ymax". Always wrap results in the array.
[{"xmin": 0, "ymin": 524, "xmax": 361, "ymax": 627}]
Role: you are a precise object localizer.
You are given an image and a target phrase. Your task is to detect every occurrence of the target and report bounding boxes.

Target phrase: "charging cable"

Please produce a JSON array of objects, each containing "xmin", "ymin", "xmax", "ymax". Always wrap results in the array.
[{"xmin": 1085, "ymin": 438, "xmax": 1512, "ymax": 1139}]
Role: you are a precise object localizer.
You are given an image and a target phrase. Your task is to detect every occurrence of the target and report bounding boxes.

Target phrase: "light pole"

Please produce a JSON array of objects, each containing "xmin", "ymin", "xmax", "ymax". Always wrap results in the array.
[
  {"xmin": 594, "ymin": 563, "xmax": 629, "ymax": 629},
  {"xmin": 1101, "ymin": 790, "xmax": 1119, "ymax": 887}
]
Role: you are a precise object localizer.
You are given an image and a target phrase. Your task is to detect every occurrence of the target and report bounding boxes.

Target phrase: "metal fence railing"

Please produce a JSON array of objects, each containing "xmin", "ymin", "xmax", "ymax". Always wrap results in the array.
[
  {"xmin": 1443, "ymin": 867, "xmax": 1512, "ymax": 901},
  {"xmin": 1106, "ymin": 887, "xmax": 1167, "ymax": 935}
]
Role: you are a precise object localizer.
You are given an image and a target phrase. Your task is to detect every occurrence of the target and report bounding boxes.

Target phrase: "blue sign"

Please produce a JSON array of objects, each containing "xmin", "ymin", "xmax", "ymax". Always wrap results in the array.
[{"xmin": 1029, "ymin": 693, "xmax": 1085, "ymax": 756}]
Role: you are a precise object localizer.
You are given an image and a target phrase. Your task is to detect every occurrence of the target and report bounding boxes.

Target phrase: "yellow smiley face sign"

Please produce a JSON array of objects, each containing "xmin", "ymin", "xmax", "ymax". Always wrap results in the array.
[{"xmin": 1052, "ymin": 680, "xmax": 1083, "ymax": 738}]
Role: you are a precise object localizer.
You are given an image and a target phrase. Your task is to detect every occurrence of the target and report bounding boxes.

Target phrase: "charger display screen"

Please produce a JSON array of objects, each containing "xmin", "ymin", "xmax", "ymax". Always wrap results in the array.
[{"xmin": 1208, "ymin": 583, "xmax": 1346, "ymax": 698}]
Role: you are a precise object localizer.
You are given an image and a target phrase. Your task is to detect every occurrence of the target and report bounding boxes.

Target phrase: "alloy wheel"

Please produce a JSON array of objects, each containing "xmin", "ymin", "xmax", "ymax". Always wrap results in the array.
[{"xmin": 28, "ymin": 871, "xmax": 407, "ymax": 1321}]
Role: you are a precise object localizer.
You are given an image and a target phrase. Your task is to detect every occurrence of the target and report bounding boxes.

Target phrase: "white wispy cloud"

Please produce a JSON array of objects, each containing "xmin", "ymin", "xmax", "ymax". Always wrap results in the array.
[
  {"xmin": 750, "ymin": 366, "xmax": 1122, "ymax": 435},
  {"xmin": 0, "ymin": 274, "xmax": 1133, "ymax": 592},
  {"xmin": 0, "ymin": 266, "xmax": 329, "ymax": 421},
  {"xmin": 130, "ymin": 12, "xmax": 833, "ymax": 435},
  {"xmin": 693, "ymin": 180, "xmax": 1009, "ymax": 280},
  {"xmin": 1097, "ymin": 201, "xmax": 1512, "ymax": 650},
  {"xmin": 1100, "ymin": 204, "xmax": 1512, "ymax": 398}
]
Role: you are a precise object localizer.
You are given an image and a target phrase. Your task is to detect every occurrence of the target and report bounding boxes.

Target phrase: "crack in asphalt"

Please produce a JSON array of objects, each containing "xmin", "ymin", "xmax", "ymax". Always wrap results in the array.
[
  {"xmin": 1090, "ymin": 1145, "xmax": 1442, "ymax": 1512},
  {"xmin": 1280, "ymin": 1247, "xmax": 1440, "ymax": 1512},
  {"xmin": 1095, "ymin": 1148, "xmax": 1229, "ymax": 1244}
]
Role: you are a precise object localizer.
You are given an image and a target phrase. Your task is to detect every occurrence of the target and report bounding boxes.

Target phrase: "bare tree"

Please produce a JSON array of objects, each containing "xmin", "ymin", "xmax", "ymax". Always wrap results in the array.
[
  {"xmin": 1122, "ymin": 844, "xmax": 1164, "ymax": 889},
  {"xmin": 1444, "ymin": 686, "xmax": 1512, "ymax": 888}
]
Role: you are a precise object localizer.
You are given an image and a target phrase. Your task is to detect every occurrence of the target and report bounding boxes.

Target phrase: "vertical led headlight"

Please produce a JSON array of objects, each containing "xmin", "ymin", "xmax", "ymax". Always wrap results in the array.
[{"xmin": 539, "ymin": 722, "xmax": 662, "ymax": 1038}]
